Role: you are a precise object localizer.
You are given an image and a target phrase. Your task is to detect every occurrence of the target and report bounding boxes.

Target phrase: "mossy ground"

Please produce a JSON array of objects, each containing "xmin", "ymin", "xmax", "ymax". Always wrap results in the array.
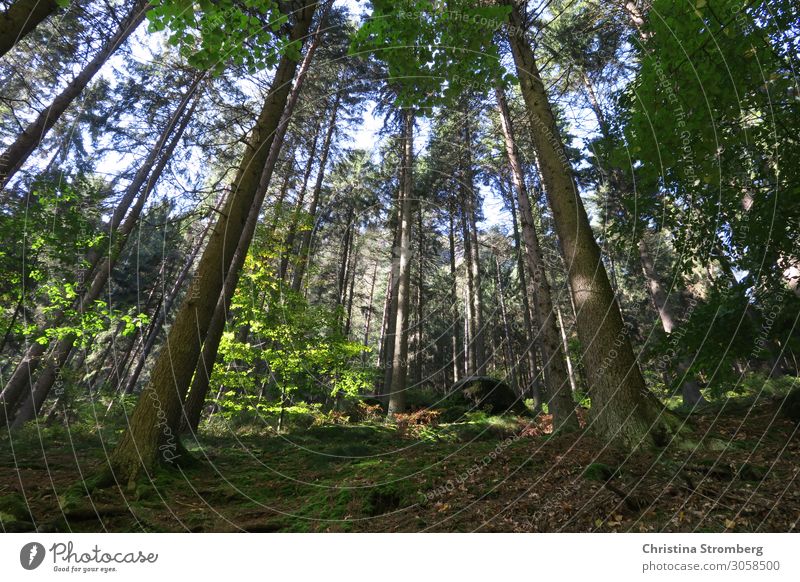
[{"xmin": 0, "ymin": 397, "xmax": 797, "ymax": 532}]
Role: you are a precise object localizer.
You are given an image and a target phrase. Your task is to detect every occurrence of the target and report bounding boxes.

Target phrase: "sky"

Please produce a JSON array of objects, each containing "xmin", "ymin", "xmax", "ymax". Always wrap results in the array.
[{"xmin": 52, "ymin": 0, "xmax": 594, "ymax": 235}]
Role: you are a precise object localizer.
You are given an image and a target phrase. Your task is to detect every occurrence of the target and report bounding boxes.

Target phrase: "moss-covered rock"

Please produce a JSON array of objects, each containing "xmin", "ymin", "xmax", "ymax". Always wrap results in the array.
[
  {"xmin": 452, "ymin": 376, "xmax": 529, "ymax": 416},
  {"xmin": 779, "ymin": 389, "xmax": 800, "ymax": 424}
]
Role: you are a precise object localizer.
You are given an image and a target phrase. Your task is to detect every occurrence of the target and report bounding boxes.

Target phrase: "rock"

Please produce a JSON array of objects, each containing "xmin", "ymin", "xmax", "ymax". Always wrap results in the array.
[
  {"xmin": 451, "ymin": 376, "xmax": 530, "ymax": 416},
  {"xmin": 779, "ymin": 389, "xmax": 800, "ymax": 424}
]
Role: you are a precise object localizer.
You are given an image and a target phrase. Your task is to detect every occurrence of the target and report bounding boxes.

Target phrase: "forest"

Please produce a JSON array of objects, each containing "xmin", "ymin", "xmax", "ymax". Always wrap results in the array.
[{"xmin": 0, "ymin": 0, "xmax": 798, "ymax": 534}]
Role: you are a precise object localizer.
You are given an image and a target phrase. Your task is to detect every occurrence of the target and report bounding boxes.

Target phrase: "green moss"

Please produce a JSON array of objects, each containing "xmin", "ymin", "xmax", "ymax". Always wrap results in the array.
[{"xmin": 0, "ymin": 493, "xmax": 29, "ymax": 521}]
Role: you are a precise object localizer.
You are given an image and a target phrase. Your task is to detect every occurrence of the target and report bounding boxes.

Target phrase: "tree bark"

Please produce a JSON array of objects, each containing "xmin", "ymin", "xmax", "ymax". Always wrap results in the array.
[
  {"xmin": 0, "ymin": 0, "xmax": 148, "ymax": 189},
  {"xmin": 496, "ymin": 85, "xmax": 577, "ymax": 431},
  {"xmin": 460, "ymin": 205, "xmax": 476, "ymax": 376},
  {"xmin": 107, "ymin": 2, "xmax": 318, "ymax": 484},
  {"xmin": 387, "ymin": 109, "xmax": 414, "ymax": 417},
  {"xmin": 502, "ymin": 0, "xmax": 677, "ymax": 447},
  {"xmin": 502, "ymin": 177, "xmax": 542, "ymax": 408},
  {"xmin": 0, "ymin": 0, "xmax": 61, "ymax": 59},
  {"xmin": 178, "ymin": 4, "xmax": 329, "ymax": 434}
]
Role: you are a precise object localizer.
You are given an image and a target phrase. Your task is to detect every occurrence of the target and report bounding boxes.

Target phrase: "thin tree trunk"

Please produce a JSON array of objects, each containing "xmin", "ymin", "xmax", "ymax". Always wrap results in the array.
[
  {"xmin": 0, "ymin": 0, "xmax": 148, "ymax": 189},
  {"xmin": 278, "ymin": 120, "xmax": 322, "ymax": 280},
  {"xmin": 448, "ymin": 206, "xmax": 462, "ymax": 385},
  {"xmin": 107, "ymin": 3, "xmax": 318, "ymax": 483},
  {"xmin": 494, "ymin": 255, "xmax": 518, "ymax": 393},
  {"xmin": 555, "ymin": 303, "xmax": 578, "ymax": 394},
  {"xmin": 0, "ymin": 71, "xmax": 201, "ymax": 425},
  {"xmin": 337, "ymin": 208, "xmax": 355, "ymax": 311},
  {"xmin": 381, "ymin": 169, "xmax": 403, "ymax": 397},
  {"xmin": 496, "ymin": 85, "xmax": 577, "ymax": 431},
  {"xmin": 461, "ymin": 117, "xmax": 485, "ymax": 375},
  {"xmin": 501, "ymin": 176, "xmax": 541, "ymax": 408},
  {"xmin": 376, "ymin": 268, "xmax": 394, "ymax": 396},
  {"xmin": 387, "ymin": 109, "xmax": 414, "ymax": 417},
  {"xmin": 291, "ymin": 88, "xmax": 341, "ymax": 292},
  {"xmin": 120, "ymin": 211, "xmax": 214, "ymax": 397},
  {"xmin": 11, "ymin": 90, "xmax": 200, "ymax": 426},
  {"xmin": 362, "ymin": 261, "xmax": 378, "ymax": 364},
  {"xmin": 501, "ymin": 0, "xmax": 678, "ymax": 447},
  {"xmin": 344, "ymin": 238, "xmax": 359, "ymax": 338},
  {"xmin": 413, "ymin": 202, "xmax": 424, "ymax": 386},
  {"xmin": 0, "ymin": 0, "xmax": 61, "ymax": 58},
  {"xmin": 460, "ymin": 205, "xmax": 476, "ymax": 376}
]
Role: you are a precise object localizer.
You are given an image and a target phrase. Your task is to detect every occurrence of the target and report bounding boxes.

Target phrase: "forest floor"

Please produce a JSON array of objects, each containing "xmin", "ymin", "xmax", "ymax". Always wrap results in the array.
[{"xmin": 1, "ymin": 396, "xmax": 798, "ymax": 533}]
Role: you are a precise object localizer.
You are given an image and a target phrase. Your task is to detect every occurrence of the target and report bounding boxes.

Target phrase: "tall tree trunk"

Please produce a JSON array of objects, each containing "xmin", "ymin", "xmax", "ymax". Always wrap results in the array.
[
  {"xmin": 461, "ymin": 116, "xmax": 486, "ymax": 375},
  {"xmin": 448, "ymin": 206, "xmax": 462, "ymax": 385},
  {"xmin": 376, "ymin": 266, "xmax": 394, "ymax": 397},
  {"xmin": 500, "ymin": 176, "xmax": 541, "ymax": 408},
  {"xmin": 496, "ymin": 85, "xmax": 577, "ymax": 431},
  {"xmin": 291, "ymin": 89, "xmax": 341, "ymax": 292},
  {"xmin": 278, "ymin": 120, "xmax": 322, "ymax": 280},
  {"xmin": 344, "ymin": 238, "xmax": 359, "ymax": 338},
  {"xmin": 0, "ymin": 0, "xmax": 148, "ymax": 189},
  {"xmin": 107, "ymin": 2, "xmax": 318, "ymax": 484},
  {"xmin": 460, "ymin": 205, "xmax": 476, "ymax": 376},
  {"xmin": 412, "ymin": 202, "xmax": 424, "ymax": 386},
  {"xmin": 494, "ymin": 255, "xmax": 518, "ymax": 393},
  {"xmin": 0, "ymin": 73, "xmax": 200, "ymax": 427},
  {"xmin": 337, "ymin": 207, "xmax": 355, "ymax": 312},
  {"xmin": 501, "ymin": 0, "xmax": 678, "ymax": 447},
  {"xmin": 0, "ymin": 0, "xmax": 61, "ymax": 58},
  {"xmin": 179, "ymin": 4, "xmax": 330, "ymax": 434},
  {"xmin": 362, "ymin": 261, "xmax": 378, "ymax": 364},
  {"xmin": 120, "ymin": 211, "xmax": 214, "ymax": 397},
  {"xmin": 387, "ymin": 109, "xmax": 414, "ymax": 418}
]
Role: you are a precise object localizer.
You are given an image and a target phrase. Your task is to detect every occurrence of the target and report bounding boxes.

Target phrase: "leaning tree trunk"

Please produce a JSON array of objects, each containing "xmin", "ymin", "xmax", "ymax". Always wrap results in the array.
[
  {"xmin": 0, "ymin": 73, "xmax": 200, "ymax": 427},
  {"xmin": 120, "ymin": 207, "xmax": 215, "ymax": 398},
  {"xmin": 580, "ymin": 65, "xmax": 705, "ymax": 408},
  {"xmin": 179, "ymin": 16, "xmax": 330, "ymax": 434},
  {"xmin": 502, "ymin": 0, "xmax": 678, "ymax": 448},
  {"xmin": 387, "ymin": 109, "xmax": 414, "ymax": 418},
  {"xmin": 107, "ymin": 2, "xmax": 318, "ymax": 486},
  {"xmin": 10, "ymin": 90, "xmax": 200, "ymax": 427},
  {"xmin": 0, "ymin": 0, "xmax": 148, "ymax": 189},
  {"xmin": 0, "ymin": 0, "xmax": 62, "ymax": 59},
  {"xmin": 496, "ymin": 86, "xmax": 578, "ymax": 431}
]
